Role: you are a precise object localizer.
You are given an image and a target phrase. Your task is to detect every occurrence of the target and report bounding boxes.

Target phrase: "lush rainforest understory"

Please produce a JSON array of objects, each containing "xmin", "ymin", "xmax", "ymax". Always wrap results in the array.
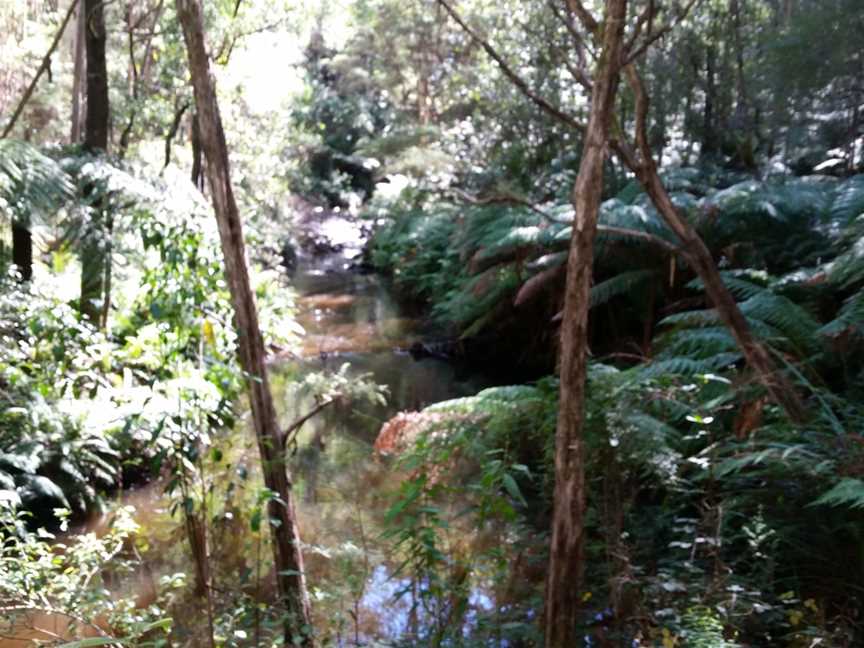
[{"xmin": 1, "ymin": 0, "xmax": 863, "ymax": 646}]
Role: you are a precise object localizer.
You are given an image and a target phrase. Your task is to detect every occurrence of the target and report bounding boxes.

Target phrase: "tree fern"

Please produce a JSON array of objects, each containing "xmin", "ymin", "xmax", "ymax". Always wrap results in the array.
[
  {"xmin": 590, "ymin": 268, "xmax": 658, "ymax": 308},
  {"xmin": 656, "ymin": 326, "xmax": 738, "ymax": 359},
  {"xmin": 810, "ymin": 478, "xmax": 864, "ymax": 509},
  {"xmin": 0, "ymin": 140, "xmax": 74, "ymax": 225},
  {"xmin": 828, "ymin": 174, "xmax": 864, "ymax": 225},
  {"xmin": 819, "ymin": 287, "xmax": 864, "ymax": 337}
]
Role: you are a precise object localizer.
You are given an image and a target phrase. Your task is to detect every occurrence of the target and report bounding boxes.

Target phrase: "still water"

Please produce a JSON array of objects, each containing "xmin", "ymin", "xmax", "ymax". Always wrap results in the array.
[
  {"xmin": 279, "ymin": 212, "xmax": 498, "ymax": 642},
  {"xmin": 99, "ymin": 212, "xmax": 507, "ymax": 645}
]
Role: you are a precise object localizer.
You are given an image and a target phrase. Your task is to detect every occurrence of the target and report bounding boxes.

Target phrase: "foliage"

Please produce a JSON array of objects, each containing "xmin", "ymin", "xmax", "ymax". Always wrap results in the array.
[
  {"xmin": 381, "ymin": 381, "xmax": 556, "ymax": 645},
  {"xmin": 0, "ymin": 278, "xmax": 120, "ymax": 525},
  {"xmin": 0, "ymin": 502, "xmax": 171, "ymax": 645}
]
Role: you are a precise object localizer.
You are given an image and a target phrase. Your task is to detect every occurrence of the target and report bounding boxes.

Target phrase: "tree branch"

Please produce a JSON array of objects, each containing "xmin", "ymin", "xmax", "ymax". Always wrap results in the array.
[
  {"xmin": 282, "ymin": 396, "xmax": 341, "ymax": 453},
  {"xmin": 547, "ymin": 0, "xmax": 596, "ymax": 83},
  {"xmin": 163, "ymin": 100, "xmax": 191, "ymax": 168},
  {"xmin": 566, "ymin": 0, "xmax": 599, "ymax": 34},
  {"xmin": 624, "ymin": 0, "xmax": 701, "ymax": 64},
  {"xmin": 436, "ymin": 0, "xmax": 586, "ymax": 132},
  {"xmin": 1, "ymin": 0, "xmax": 81, "ymax": 139},
  {"xmin": 625, "ymin": 63, "xmax": 652, "ymax": 163}
]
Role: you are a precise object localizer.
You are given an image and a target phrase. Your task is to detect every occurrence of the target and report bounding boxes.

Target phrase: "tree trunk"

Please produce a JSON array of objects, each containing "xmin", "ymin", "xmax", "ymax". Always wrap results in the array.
[
  {"xmin": 80, "ymin": 0, "xmax": 111, "ymax": 326},
  {"xmin": 633, "ymin": 159, "xmax": 806, "ymax": 421},
  {"xmin": 191, "ymin": 112, "xmax": 203, "ymax": 189},
  {"xmin": 174, "ymin": 1, "xmax": 314, "ymax": 644},
  {"xmin": 83, "ymin": 0, "xmax": 109, "ymax": 151},
  {"xmin": 702, "ymin": 46, "xmax": 718, "ymax": 158},
  {"xmin": 544, "ymin": 2, "xmax": 627, "ymax": 646},
  {"xmin": 70, "ymin": 2, "xmax": 86, "ymax": 144},
  {"xmin": 11, "ymin": 222, "xmax": 32, "ymax": 282},
  {"xmin": 615, "ymin": 63, "xmax": 807, "ymax": 423}
]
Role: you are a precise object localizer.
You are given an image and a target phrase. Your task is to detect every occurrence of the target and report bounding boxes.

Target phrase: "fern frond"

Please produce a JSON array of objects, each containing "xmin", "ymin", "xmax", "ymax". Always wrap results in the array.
[
  {"xmin": 819, "ymin": 288, "xmax": 864, "ymax": 336},
  {"xmin": 0, "ymin": 140, "xmax": 73, "ymax": 225},
  {"xmin": 811, "ymin": 478, "xmax": 864, "ymax": 509},
  {"xmin": 637, "ymin": 353, "xmax": 741, "ymax": 379},
  {"xmin": 829, "ymin": 175, "xmax": 864, "ymax": 226},
  {"xmin": 739, "ymin": 292, "xmax": 821, "ymax": 352},
  {"xmin": 591, "ymin": 269, "xmax": 658, "ymax": 308},
  {"xmin": 686, "ymin": 271, "xmax": 769, "ymax": 300},
  {"xmin": 656, "ymin": 327, "xmax": 738, "ymax": 359}
]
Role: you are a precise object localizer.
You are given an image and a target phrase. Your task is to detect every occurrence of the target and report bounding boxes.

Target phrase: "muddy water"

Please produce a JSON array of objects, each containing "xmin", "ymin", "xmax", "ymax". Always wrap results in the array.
[
  {"xmin": 90, "ymin": 213, "xmax": 502, "ymax": 644},
  {"xmin": 277, "ymin": 213, "xmax": 497, "ymax": 641}
]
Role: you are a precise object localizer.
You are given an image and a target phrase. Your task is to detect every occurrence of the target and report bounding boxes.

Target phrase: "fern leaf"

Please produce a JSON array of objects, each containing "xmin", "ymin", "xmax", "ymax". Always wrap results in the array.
[
  {"xmin": 829, "ymin": 175, "xmax": 864, "ymax": 226},
  {"xmin": 819, "ymin": 288, "xmax": 864, "ymax": 336},
  {"xmin": 811, "ymin": 478, "xmax": 864, "ymax": 509},
  {"xmin": 591, "ymin": 269, "xmax": 658, "ymax": 308}
]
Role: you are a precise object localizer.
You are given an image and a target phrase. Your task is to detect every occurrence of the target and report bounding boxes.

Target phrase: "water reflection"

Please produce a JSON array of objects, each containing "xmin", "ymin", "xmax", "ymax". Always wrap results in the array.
[{"xmin": 278, "ymin": 213, "xmax": 502, "ymax": 641}]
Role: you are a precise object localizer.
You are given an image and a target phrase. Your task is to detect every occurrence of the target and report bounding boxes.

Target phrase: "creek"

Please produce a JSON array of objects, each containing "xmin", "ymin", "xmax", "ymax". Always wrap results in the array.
[{"xmin": 106, "ymin": 209, "xmax": 510, "ymax": 643}]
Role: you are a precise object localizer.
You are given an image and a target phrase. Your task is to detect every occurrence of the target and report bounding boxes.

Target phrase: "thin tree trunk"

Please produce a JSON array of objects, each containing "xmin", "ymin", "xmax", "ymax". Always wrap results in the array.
[
  {"xmin": 83, "ymin": 0, "xmax": 109, "ymax": 151},
  {"xmin": 702, "ymin": 46, "xmax": 718, "ymax": 158},
  {"xmin": 71, "ymin": 2, "xmax": 86, "ymax": 143},
  {"xmin": 436, "ymin": 0, "xmax": 806, "ymax": 426},
  {"xmin": 637, "ymin": 160, "xmax": 806, "ymax": 419},
  {"xmin": 80, "ymin": 0, "xmax": 111, "ymax": 326},
  {"xmin": 1, "ymin": 0, "xmax": 80, "ymax": 139},
  {"xmin": 619, "ymin": 64, "xmax": 806, "ymax": 422},
  {"xmin": 163, "ymin": 101, "xmax": 190, "ymax": 169},
  {"xmin": 544, "ymin": 2, "xmax": 628, "ymax": 646},
  {"xmin": 174, "ymin": 1, "xmax": 314, "ymax": 644},
  {"xmin": 190, "ymin": 112, "xmax": 203, "ymax": 188}
]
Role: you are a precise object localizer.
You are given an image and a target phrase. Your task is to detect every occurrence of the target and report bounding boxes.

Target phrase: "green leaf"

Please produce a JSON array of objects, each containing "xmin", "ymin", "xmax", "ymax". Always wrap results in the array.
[
  {"xmin": 810, "ymin": 478, "xmax": 864, "ymax": 509},
  {"xmin": 502, "ymin": 473, "xmax": 527, "ymax": 506}
]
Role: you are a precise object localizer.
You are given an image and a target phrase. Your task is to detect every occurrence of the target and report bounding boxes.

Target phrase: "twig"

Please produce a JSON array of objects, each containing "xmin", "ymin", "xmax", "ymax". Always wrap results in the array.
[
  {"xmin": 624, "ymin": 0, "xmax": 701, "ymax": 65},
  {"xmin": 436, "ymin": 0, "xmax": 585, "ymax": 132}
]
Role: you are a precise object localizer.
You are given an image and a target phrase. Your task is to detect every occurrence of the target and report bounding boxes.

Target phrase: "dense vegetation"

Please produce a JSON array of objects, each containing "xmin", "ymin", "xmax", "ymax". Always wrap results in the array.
[{"xmin": 1, "ymin": 0, "xmax": 863, "ymax": 645}]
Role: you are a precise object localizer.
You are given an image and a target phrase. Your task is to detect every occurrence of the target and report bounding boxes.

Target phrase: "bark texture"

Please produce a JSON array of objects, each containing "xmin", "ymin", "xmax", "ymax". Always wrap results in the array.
[
  {"xmin": 174, "ymin": 1, "xmax": 314, "ymax": 644},
  {"xmin": 83, "ymin": 0, "xmax": 109, "ymax": 151},
  {"xmin": 544, "ymin": 2, "xmax": 627, "ymax": 646},
  {"xmin": 80, "ymin": 0, "xmax": 111, "ymax": 325}
]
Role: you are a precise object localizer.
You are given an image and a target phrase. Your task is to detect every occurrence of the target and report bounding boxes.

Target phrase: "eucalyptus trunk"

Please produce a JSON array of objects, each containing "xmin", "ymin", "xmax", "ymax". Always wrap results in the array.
[
  {"xmin": 174, "ymin": 1, "xmax": 314, "ymax": 644},
  {"xmin": 80, "ymin": 0, "xmax": 111, "ymax": 326},
  {"xmin": 544, "ymin": 1, "xmax": 627, "ymax": 645}
]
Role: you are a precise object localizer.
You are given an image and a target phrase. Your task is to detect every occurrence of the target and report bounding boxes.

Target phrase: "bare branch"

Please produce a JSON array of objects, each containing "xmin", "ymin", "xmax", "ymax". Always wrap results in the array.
[
  {"xmin": 566, "ymin": 0, "xmax": 599, "ymax": 33},
  {"xmin": 436, "ymin": 0, "xmax": 585, "ymax": 132},
  {"xmin": 1, "ymin": 0, "xmax": 81, "ymax": 139},
  {"xmin": 625, "ymin": 0, "xmax": 701, "ymax": 64},
  {"xmin": 548, "ymin": 0, "xmax": 592, "ymax": 66},
  {"xmin": 545, "ymin": 0, "xmax": 594, "ymax": 90},
  {"xmin": 449, "ymin": 187, "xmax": 561, "ymax": 222},
  {"xmin": 282, "ymin": 395, "xmax": 341, "ymax": 452},
  {"xmin": 625, "ymin": 63, "xmax": 652, "ymax": 162},
  {"xmin": 626, "ymin": 0, "xmax": 656, "ymax": 54}
]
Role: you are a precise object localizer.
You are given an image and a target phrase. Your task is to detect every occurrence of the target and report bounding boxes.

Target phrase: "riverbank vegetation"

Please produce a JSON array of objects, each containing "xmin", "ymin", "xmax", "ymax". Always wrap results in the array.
[{"xmin": 1, "ymin": 0, "xmax": 863, "ymax": 645}]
